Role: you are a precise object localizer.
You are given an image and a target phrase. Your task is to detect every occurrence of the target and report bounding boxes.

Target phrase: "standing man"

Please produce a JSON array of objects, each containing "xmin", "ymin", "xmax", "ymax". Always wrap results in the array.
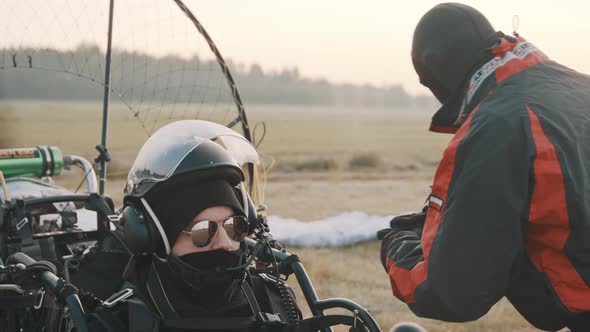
[{"xmin": 380, "ymin": 3, "xmax": 590, "ymax": 331}]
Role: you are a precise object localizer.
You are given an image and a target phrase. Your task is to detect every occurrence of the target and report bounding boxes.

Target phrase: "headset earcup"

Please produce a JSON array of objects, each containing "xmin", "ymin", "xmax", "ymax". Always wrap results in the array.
[{"xmin": 120, "ymin": 204, "xmax": 151, "ymax": 255}]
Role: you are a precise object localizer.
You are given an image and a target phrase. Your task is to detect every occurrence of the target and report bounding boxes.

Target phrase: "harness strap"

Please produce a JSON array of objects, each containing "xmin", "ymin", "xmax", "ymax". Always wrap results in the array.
[
  {"xmin": 142, "ymin": 262, "xmax": 307, "ymax": 331},
  {"xmin": 38, "ymin": 237, "xmax": 58, "ymax": 261},
  {"xmin": 15, "ymin": 199, "xmax": 33, "ymax": 246},
  {"xmin": 89, "ymin": 307, "xmax": 128, "ymax": 332},
  {"xmin": 145, "ymin": 267, "xmax": 262, "ymax": 331},
  {"xmin": 145, "ymin": 263, "xmax": 178, "ymax": 320},
  {"xmin": 128, "ymin": 289, "xmax": 258, "ymax": 331},
  {"xmin": 241, "ymin": 279, "xmax": 263, "ymax": 319},
  {"xmin": 242, "ymin": 275, "xmax": 285, "ymax": 324},
  {"xmin": 128, "ymin": 297, "xmax": 160, "ymax": 332}
]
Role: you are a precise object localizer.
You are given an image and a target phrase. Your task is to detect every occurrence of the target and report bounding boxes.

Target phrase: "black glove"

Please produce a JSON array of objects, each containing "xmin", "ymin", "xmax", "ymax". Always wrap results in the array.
[
  {"xmin": 376, "ymin": 228, "xmax": 393, "ymax": 240},
  {"xmin": 390, "ymin": 206, "xmax": 427, "ymax": 233},
  {"xmin": 377, "ymin": 206, "xmax": 427, "ymax": 240}
]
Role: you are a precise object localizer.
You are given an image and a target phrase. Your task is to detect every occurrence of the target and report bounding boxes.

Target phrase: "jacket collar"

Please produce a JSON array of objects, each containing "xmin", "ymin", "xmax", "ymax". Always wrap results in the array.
[{"xmin": 429, "ymin": 36, "xmax": 549, "ymax": 134}]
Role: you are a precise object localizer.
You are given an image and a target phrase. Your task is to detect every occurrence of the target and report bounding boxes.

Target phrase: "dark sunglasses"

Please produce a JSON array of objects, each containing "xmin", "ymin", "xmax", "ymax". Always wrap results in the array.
[{"xmin": 181, "ymin": 216, "xmax": 249, "ymax": 247}]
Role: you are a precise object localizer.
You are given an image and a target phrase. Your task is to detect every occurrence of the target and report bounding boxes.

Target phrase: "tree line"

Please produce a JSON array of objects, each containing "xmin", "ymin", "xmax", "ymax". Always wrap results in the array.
[{"xmin": 0, "ymin": 44, "xmax": 436, "ymax": 109}]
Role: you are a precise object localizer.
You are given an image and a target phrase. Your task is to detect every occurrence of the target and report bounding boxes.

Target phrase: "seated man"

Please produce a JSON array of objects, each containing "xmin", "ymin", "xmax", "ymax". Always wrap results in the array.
[{"xmin": 87, "ymin": 121, "xmax": 301, "ymax": 331}]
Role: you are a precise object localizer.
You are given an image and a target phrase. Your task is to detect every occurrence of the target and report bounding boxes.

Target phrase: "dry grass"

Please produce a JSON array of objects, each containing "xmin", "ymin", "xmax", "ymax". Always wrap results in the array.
[
  {"xmin": 0, "ymin": 101, "xmax": 544, "ymax": 331},
  {"xmin": 349, "ymin": 152, "xmax": 382, "ymax": 169}
]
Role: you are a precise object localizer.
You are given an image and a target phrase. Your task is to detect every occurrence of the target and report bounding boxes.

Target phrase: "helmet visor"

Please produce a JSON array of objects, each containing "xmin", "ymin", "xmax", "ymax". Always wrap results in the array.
[{"xmin": 125, "ymin": 120, "xmax": 260, "ymax": 196}]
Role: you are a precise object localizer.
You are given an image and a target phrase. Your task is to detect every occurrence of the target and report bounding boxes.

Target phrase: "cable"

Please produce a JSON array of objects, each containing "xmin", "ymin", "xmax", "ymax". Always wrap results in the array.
[
  {"xmin": 275, "ymin": 279, "xmax": 300, "ymax": 324},
  {"xmin": 253, "ymin": 122, "xmax": 267, "ymax": 149}
]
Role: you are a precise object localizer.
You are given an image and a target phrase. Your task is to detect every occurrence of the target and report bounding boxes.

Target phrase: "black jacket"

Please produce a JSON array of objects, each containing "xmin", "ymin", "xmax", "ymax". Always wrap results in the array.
[
  {"xmin": 381, "ymin": 36, "xmax": 590, "ymax": 331},
  {"xmin": 87, "ymin": 271, "xmax": 300, "ymax": 332}
]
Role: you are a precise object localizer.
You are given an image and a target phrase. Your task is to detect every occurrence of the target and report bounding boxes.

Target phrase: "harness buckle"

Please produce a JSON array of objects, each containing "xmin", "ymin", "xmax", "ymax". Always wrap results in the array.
[
  {"xmin": 103, "ymin": 288, "xmax": 133, "ymax": 308},
  {"xmin": 34, "ymin": 290, "xmax": 45, "ymax": 310},
  {"xmin": 16, "ymin": 217, "xmax": 29, "ymax": 231},
  {"xmin": 259, "ymin": 312, "xmax": 283, "ymax": 322},
  {"xmin": 107, "ymin": 214, "xmax": 121, "ymax": 225}
]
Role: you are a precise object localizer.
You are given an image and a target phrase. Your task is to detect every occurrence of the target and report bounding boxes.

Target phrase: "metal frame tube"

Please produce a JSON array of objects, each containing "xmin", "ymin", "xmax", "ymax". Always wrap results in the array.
[
  {"xmin": 291, "ymin": 262, "xmax": 332, "ymax": 332},
  {"xmin": 0, "ymin": 171, "xmax": 9, "ymax": 202},
  {"xmin": 99, "ymin": 0, "xmax": 115, "ymax": 195},
  {"xmin": 67, "ymin": 156, "xmax": 98, "ymax": 193},
  {"xmin": 244, "ymin": 239, "xmax": 381, "ymax": 331},
  {"xmin": 316, "ymin": 298, "xmax": 380, "ymax": 331},
  {"xmin": 0, "ymin": 284, "xmax": 25, "ymax": 294},
  {"xmin": 23, "ymin": 195, "xmax": 91, "ymax": 207},
  {"xmin": 6, "ymin": 253, "xmax": 88, "ymax": 332}
]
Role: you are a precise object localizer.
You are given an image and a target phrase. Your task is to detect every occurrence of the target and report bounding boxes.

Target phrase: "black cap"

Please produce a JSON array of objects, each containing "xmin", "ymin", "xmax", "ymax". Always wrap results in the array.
[
  {"xmin": 147, "ymin": 178, "xmax": 245, "ymax": 245},
  {"xmin": 412, "ymin": 3, "xmax": 500, "ymax": 130}
]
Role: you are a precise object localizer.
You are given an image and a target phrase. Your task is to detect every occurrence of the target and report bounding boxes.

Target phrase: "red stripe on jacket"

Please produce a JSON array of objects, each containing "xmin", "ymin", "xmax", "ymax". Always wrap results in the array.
[
  {"xmin": 525, "ymin": 104, "xmax": 590, "ymax": 313},
  {"xmin": 387, "ymin": 105, "xmax": 481, "ymax": 303},
  {"xmin": 492, "ymin": 37, "xmax": 549, "ymax": 83},
  {"xmin": 429, "ymin": 125, "xmax": 459, "ymax": 134}
]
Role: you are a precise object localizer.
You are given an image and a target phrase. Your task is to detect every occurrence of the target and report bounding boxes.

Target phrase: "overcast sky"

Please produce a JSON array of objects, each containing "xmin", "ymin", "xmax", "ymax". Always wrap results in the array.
[
  {"xmin": 187, "ymin": 0, "xmax": 590, "ymax": 95},
  {"xmin": 3, "ymin": 0, "xmax": 590, "ymax": 95}
]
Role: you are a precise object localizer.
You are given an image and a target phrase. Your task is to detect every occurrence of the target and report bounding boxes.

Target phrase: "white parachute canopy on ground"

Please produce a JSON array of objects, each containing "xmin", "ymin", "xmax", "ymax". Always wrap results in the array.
[{"xmin": 267, "ymin": 211, "xmax": 394, "ymax": 247}]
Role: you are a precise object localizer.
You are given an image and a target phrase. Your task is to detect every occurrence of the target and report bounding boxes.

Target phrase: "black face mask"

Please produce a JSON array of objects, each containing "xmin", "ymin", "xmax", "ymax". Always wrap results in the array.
[
  {"xmin": 418, "ymin": 70, "xmax": 451, "ymax": 104},
  {"xmin": 179, "ymin": 249, "xmax": 242, "ymax": 269},
  {"xmin": 412, "ymin": 55, "xmax": 458, "ymax": 105},
  {"xmin": 148, "ymin": 248, "xmax": 250, "ymax": 316},
  {"xmin": 165, "ymin": 249, "xmax": 245, "ymax": 294}
]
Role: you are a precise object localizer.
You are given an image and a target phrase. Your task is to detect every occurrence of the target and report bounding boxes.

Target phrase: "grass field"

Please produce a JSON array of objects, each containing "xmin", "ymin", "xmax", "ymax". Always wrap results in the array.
[{"xmin": 0, "ymin": 101, "xmax": 542, "ymax": 331}]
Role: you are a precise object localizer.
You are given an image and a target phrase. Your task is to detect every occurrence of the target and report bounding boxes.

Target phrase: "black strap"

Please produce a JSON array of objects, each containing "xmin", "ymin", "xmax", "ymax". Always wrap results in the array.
[
  {"xmin": 254, "ymin": 273, "xmax": 301, "ymax": 324},
  {"xmin": 14, "ymin": 199, "xmax": 33, "ymax": 246},
  {"xmin": 137, "ymin": 282, "xmax": 258, "ymax": 331},
  {"xmin": 89, "ymin": 307, "xmax": 129, "ymax": 332},
  {"xmin": 38, "ymin": 237, "xmax": 58, "ymax": 261},
  {"xmin": 242, "ymin": 275, "xmax": 287, "ymax": 324},
  {"xmin": 145, "ymin": 265, "xmax": 178, "ymax": 320},
  {"xmin": 144, "ymin": 265, "xmax": 282, "ymax": 331},
  {"xmin": 90, "ymin": 288, "xmax": 158, "ymax": 332},
  {"xmin": 128, "ymin": 297, "xmax": 160, "ymax": 332},
  {"xmin": 241, "ymin": 280, "xmax": 264, "ymax": 320},
  {"xmin": 141, "ymin": 273, "xmax": 259, "ymax": 331}
]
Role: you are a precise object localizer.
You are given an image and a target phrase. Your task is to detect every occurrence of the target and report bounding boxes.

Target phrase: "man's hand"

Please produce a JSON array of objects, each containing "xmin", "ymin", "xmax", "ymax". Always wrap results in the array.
[
  {"xmin": 378, "ymin": 206, "xmax": 427, "ymax": 271},
  {"xmin": 376, "ymin": 206, "xmax": 427, "ymax": 240},
  {"xmin": 389, "ymin": 206, "xmax": 427, "ymax": 235},
  {"xmin": 376, "ymin": 228, "xmax": 393, "ymax": 240}
]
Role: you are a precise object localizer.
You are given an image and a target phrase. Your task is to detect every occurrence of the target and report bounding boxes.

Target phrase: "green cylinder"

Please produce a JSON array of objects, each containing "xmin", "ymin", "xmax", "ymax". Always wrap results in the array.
[{"xmin": 0, "ymin": 147, "xmax": 63, "ymax": 179}]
